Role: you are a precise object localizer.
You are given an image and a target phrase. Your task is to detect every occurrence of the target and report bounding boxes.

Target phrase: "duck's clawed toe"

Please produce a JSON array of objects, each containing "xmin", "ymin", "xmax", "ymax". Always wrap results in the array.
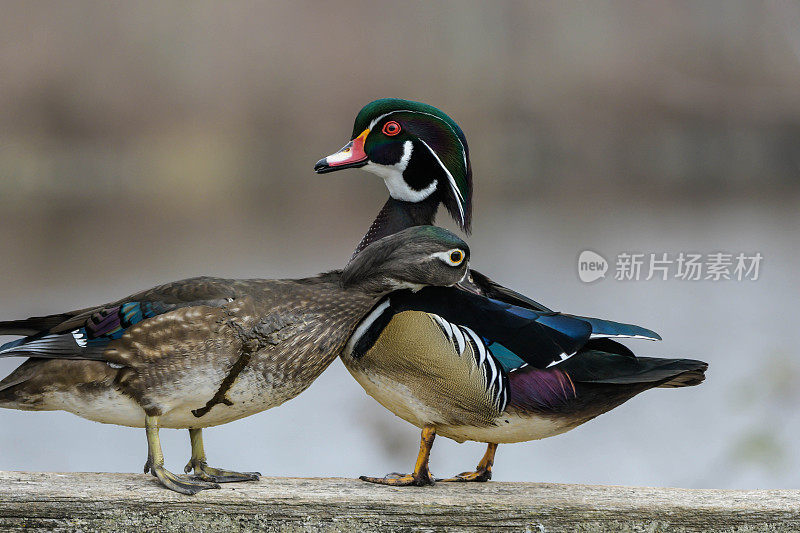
[
  {"xmin": 361, "ymin": 426, "xmax": 438, "ymax": 487},
  {"xmin": 436, "ymin": 468, "xmax": 492, "ymax": 483},
  {"xmin": 143, "ymin": 417, "xmax": 220, "ymax": 494},
  {"xmin": 149, "ymin": 463, "xmax": 221, "ymax": 495},
  {"xmin": 437, "ymin": 443, "xmax": 496, "ymax": 483},
  {"xmin": 359, "ymin": 470, "xmax": 436, "ymax": 487},
  {"xmin": 184, "ymin": 459, "xmax": 260, "ymax": 483}
]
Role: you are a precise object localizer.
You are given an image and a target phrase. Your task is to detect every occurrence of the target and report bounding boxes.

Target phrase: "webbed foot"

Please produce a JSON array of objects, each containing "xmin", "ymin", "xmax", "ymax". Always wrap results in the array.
[
  {"xmin": 184, "ymin": 458, "xmax": 260, "ymax": 483},
  {"xmin": 145, "ymin": 459, "xmax": 220, "ymax": 495},
  {"xmin": 360, "ymin": 470, "xmax": 435, "ymax": 487},
  {"xmin": 183, "ymin": 428, "xmax": 260, "ymax": 484},
  {"xmin": 359, "ymin": 426, "xmax": 438, "ymax": 488},
  {"xmin": 437, "ymin": 442, "xmax": 497, "ymax": 483},
  {"xmin": 436, "ymin": 468, "xmax": 492, "ymax": 482},
  {"xmin": 143, "ymin": 416, "xmax": 220, "ymax": 495}
]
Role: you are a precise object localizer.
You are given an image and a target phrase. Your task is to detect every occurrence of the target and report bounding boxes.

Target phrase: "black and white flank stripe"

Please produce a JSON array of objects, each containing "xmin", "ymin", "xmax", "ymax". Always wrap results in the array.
[
  {"xmin": 344, "ymin": 296, "xmax": 510, "ymax": 413},
  {"xmin": 430, "ymin": 314, "xmax": 509, "ymax": 413}
]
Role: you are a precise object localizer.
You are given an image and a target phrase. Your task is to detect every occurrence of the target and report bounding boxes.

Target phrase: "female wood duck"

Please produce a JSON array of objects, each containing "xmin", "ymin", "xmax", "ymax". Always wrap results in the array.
[
  {"xmin": 315, "ymin": 98, "xmax": 708, "ymax": 486},
  {"xmin": 0, "ymin": 226, "xmax": 470, "ymax": 494}
]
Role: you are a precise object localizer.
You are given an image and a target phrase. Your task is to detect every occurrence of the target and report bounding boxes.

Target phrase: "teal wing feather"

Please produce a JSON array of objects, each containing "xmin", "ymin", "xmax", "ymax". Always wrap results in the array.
[{"xmin": 0, "ymin": 276, "xmax": 239, "ymax": 361}]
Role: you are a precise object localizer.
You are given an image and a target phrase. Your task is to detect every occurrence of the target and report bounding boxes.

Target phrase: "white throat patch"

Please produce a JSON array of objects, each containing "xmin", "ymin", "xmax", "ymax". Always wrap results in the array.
[
  {"xmin": 365, "ymin": 109, "xmax": 468, "ymax": 225},
  {"xmin": 363, "ymin": 140, "xmax": 437, "ymax": 203}
]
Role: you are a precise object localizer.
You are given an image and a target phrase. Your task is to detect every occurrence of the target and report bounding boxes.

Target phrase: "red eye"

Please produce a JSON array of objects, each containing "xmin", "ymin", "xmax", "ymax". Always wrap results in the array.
[{"xmin": 382, "ymin": 121, "xmax": 401, "ymax": 136}]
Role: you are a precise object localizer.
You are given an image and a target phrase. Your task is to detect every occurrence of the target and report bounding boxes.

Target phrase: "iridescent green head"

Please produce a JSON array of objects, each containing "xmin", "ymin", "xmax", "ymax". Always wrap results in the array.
[{"xmin": 315, "ymin": 98, "xmax": 473, "ymax": 232}]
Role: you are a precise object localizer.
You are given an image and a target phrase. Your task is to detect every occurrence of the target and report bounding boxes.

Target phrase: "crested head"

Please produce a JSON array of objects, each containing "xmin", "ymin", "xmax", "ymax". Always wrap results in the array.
[
  {"xmin": 316, "ymin": 98, "xmax": 473, "ymax": 233},
  {"xmin": 341, "ymin": 226, "xmax": 470, "ymax": 294}
]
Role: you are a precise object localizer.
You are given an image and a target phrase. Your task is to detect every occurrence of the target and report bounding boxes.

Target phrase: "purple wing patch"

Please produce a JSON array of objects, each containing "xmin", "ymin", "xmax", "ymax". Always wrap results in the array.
[{"xmin": 83, "ymin": 302, "xmax": 161, "ymax": 345}]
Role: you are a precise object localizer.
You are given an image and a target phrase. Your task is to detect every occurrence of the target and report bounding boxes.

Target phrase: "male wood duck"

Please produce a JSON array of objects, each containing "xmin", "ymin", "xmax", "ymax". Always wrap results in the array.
[
  {"xmin": 0, "ymin": 226, "xmax": 470, "ymax": 494},
  {"xmin": 315, "ymin": 98, "xmax": 708, "ymax": 486}
]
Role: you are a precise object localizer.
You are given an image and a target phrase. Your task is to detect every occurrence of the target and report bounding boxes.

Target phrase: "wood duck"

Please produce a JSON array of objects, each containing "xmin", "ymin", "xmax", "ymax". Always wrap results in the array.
[
  {"xmin": 315, "ymin": 98, "xmax": 708, "ymax": 486},
  {"xmin": 0, "ymin": 226, "xmax": 470, "ymax": 494}
]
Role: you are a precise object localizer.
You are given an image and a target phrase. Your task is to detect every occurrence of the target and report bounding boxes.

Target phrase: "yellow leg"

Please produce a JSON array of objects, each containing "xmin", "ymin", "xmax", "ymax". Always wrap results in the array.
[
  {"xmin": 184, "ymin": 428, "xmax": 260, "ymax": 483},
  {"xmin": 142, "ymin": 416, "xmax": 220, "ymax": 495},
  {"xmin": 360, "ymin": 426, "xmax": 437, "ymax": 487},
  {"xmin": 438, "ymin": 442, "xmax": 497, "ymax": 482}
]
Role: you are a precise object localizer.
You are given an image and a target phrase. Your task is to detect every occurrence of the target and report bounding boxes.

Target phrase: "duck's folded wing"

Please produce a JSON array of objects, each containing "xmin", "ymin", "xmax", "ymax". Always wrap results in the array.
[
  {"xmin": 0, "ymin": 276, "xmax": 239, "ymax": 361},
  {"xmin": 388, "ymin": 286, "xmax": 661, "ymax": 370},
  {"xmin": 387, "ymin": 287, "xmax": 590, "ymax": 369},
  {"xmin": 461, "ymin": 269, "xmax": 553, "ymax": 312},
  {"xmin": 563, "ymin": 315, "xmax": 661, "ymax": 341},
  {"xmin": 462, "ymin": 270, "xmax": 661, "ymax": 340},
  {"xmin": 0, "ymin": 307, "xmax": 97, "ymax": 336}
]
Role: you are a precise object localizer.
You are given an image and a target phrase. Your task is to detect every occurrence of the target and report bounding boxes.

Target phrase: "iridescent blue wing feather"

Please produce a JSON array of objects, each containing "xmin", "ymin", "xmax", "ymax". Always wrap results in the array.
[
  {"xmin": 384, "ymin": 287, "xmax": 592, "ymax": 369},
  {"xmin": 0, "ymin": 276, "xmax": 239, "ymax": 362},
  {"xmin": 382, "ymin": 286, "xmax": 661, "ymax": 369},
  {"xmin": 0, "ymin": 301, "xmax": 177, "ymax": 360},
  {"xmin": 566, "ymin": 315, "xmax": 661, "ymax": 341}
]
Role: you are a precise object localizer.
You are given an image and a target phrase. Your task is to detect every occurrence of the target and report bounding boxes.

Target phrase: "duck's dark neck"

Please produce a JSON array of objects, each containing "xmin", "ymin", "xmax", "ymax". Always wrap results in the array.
[{"xmin": 353, "ymin": 196, "xmax": 439, "ymax": 257}]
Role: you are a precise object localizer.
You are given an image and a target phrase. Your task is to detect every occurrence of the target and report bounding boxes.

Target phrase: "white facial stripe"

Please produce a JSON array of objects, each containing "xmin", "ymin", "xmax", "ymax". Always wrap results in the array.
[
  {"xmin": 418, "ymin": 139, "xmax": 465, "ymax": 226},
  {"xmin": 363, "ymin": 140, "xmax": 438, "ymax": 203},
  {"xmin": 368, "ymin": 108, "xmax": 470, "ymax": 173},
  {"xmin": 368, "ymin": 112, "xmax": 385, "ymax": 130},
  {"xmin": 368, "ymin": 109, "xmax": 469, "ymax": 216}
]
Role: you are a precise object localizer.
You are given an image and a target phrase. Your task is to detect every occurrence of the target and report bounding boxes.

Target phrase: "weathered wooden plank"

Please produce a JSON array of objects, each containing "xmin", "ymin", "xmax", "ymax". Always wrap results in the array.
[{"xmin": 0, "ymin": 471, "xmax": 797, "ymax": 532}]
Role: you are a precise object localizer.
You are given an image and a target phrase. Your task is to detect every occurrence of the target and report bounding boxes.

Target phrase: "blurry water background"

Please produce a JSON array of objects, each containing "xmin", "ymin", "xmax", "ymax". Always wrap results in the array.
[{"xmin": 0, "ymin": 1, "xmax": 798, "ymax": 489}]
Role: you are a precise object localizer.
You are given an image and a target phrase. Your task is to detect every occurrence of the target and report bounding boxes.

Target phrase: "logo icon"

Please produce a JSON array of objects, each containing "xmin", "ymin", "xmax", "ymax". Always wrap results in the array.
[{"xmin": 578, "ymin": 250, "xmax": 608, "ymax": 283}]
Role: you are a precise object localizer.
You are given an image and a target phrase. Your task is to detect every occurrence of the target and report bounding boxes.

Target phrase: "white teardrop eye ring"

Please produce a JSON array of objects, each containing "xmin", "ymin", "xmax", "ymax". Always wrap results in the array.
[
  {"xmin": 432, "ymin": 249, "xmax": 466, "ymax": 266},
  {"xmin": 431, "ymin": 248, "xmax": 466, "ymax": 266}
]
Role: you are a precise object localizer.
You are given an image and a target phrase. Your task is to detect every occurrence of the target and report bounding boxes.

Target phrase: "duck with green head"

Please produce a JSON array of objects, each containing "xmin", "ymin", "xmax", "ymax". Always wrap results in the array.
[
  {"xmin": 0, "ymin": 226, "xmax": 470, "ymax": 493},
  {"xmin": 316, "ymin": 98, "xmax": 546, "ymax": 310},
  {"xmin": 315, "ymin": 98, "xmax": 473, "ymax": 257},
  {"xmin": 315, "ymin": 98, "xmax": 708, "ymax": 486}
]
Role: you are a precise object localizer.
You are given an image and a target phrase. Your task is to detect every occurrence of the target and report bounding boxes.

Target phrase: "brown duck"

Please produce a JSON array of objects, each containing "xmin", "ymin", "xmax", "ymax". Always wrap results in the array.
[{"xmin": 0, "ymin": 226, "xmax": 470, "ymax": 493}]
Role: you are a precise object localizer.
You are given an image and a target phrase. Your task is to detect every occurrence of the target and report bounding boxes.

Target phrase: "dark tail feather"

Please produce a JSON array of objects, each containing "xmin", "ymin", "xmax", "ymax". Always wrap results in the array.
[
  {"xmin": 0, "ymin": 315, "xmax": 71, "ymax": 336},
  {"xmin": 658, "ymin": 366, "xmax": 707, "ymax": 388},
  {"xmin": 635, "ymin": 357, "xmax": 707, "ymax": 388},
  {"xmin": 0, "ymin": 306, "xmax": 94, "ymax": 336},
  {"xmin": 561, "ymin": 350, "xmax": 708, "ymax": 387},
  {"xmin": 0, "ymin": 364, "xmax": 33, "ymax": 394}
]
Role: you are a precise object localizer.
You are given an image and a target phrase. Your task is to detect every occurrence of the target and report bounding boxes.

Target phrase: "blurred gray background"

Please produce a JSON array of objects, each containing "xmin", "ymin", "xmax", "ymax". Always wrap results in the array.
[{"xmin": 1, "ymin": 1, "xmax": 798, "ymax": 489}]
